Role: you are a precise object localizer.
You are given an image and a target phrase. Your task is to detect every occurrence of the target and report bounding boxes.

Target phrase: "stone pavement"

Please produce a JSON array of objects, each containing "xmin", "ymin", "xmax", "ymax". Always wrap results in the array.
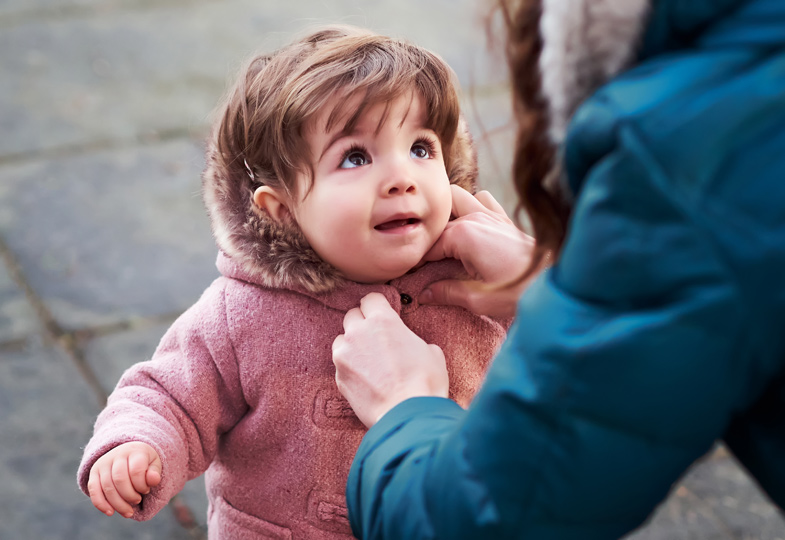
[{"xmin": 0, "ymin": 1, "xmax": 782, "ymax": 539}]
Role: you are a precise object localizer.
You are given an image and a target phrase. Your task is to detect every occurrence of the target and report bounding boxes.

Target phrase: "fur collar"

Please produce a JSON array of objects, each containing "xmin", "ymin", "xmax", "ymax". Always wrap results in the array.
[{"xmin": 539, "ymin": 0, "xmax": 651, "ymax": 143}]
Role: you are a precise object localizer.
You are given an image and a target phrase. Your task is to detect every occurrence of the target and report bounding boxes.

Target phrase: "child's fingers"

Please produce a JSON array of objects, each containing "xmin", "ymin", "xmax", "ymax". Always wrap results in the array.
[
  {"xmin": 146, "ymin": 445, "xmax": 163, "ymax": 487},
  {"xmin": 128, "ymin": 452, "xmax": 153, "ymax": 495},
  {"xmin": 87, "ymin": 466, "xmax": 115, "ymax": 516},
  {"xmin": 108, "ymin": 458, "xmax": 140, "ymax": 517},
  {"xmin": 146, "ymin": 466, "xmax": 162, "ymax": 488},
  {"xmin": 94, "ymin": 459, "xmax": 134, "ymax": 518}
]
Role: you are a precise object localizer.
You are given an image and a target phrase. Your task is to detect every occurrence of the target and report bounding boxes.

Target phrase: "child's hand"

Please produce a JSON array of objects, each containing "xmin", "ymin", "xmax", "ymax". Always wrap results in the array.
[{"xmin": 87, "ymin": 441, "xmax": 162, "ymax": 518}]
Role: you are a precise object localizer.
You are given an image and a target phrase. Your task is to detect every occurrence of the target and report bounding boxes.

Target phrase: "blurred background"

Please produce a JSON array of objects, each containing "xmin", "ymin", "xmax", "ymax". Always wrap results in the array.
[{"xmin": 0, "ymin": 1, "xmax": 783, "ymax": 538}]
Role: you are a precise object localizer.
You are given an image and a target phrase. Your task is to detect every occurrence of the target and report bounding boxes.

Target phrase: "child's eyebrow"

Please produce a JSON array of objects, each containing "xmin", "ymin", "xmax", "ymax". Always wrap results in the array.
[{"xmin": 318, "ymin": 128, "xmax": 359, "ymax": 161}]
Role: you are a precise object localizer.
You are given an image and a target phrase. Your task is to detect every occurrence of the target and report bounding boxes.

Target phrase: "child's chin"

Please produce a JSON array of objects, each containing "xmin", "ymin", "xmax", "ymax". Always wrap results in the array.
[
  {"xmin": 362, "ymin": 265, "xmax": 420, "ymax": 284},
  {"xmin": 347, "ymin": 252, "xmax": 428, "ymax": 283}
]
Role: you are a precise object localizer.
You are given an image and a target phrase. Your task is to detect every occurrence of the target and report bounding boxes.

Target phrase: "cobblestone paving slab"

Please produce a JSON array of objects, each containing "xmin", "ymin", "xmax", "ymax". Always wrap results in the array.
[
  {"xmin": 179, "ymin": 475, "xmax": 209, "ymax": 530},
  {"xmin": 626, "ymin": 449, "xmax": 785, "ymax": 539},
  {"xmin": 82, "ymin": 319, "xmax": 173, "ymax": 394},
  {"xmin": 0, "ymin": 339, "xmax": 192, "ymax": 540},
  {"xmin": 0, "ymin": 0, "xmax": 502, "ymax": 160},
  {"xmin": 0, "ymin": 140, "xmax": 218, "ymax": 331},
  {"xmin": 2, "ymin": 0, "xmax": 784, "ymax": 538},
  {"xmin": 0, "ymin": 257, "xmax": 39, "ymax": 345}
]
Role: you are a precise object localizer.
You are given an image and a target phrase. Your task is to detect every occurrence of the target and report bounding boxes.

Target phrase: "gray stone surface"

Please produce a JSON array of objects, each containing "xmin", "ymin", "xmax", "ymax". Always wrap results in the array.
[
  {"xmin": 0, "ymin": 140, "xmax": 218, "ymax": 331},
  {"xmin": 1, "ymin": 0, "xmax": 783, "ymax": 538},
  {"xmin": 0, "ymin": 339, "xmax": 192, "ymax": 540},
  {"xmin": 82, "ymin": 319, "xmax": 172, "ymax": 394},
  {"xmin": 0, "ymin": 258, "xmax": 39, "ymax": 345},
  {"xmin": 625, "ymin": 448, "xmax": 785, "ymax": 540},
  {"xmin": 180, "ymin": 476, "xmax": 209, "ymax": 530},
  {"xmin": 0, "ymin": 0, "xmax": 504, "ymax": 160}
]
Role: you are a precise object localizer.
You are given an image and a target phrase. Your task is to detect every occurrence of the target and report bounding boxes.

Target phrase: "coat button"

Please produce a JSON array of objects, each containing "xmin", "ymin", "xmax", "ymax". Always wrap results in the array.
[{"xmin": 400, "ymin": 293, "xmax": 412, "ymax": 305}]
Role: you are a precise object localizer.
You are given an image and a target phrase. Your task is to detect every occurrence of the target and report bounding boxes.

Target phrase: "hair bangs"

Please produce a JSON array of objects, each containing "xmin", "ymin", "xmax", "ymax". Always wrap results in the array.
[
  {"xmin": 294, "ymin": 36, "xmax": 461, "ymax": 151},
  {"xmin": 209, "ymin": 25, "xmax": 464, "ymax": 201}
]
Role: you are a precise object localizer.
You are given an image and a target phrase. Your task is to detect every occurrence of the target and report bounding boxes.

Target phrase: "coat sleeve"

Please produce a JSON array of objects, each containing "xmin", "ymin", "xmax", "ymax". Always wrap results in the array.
[
  {"xmin": 346, "ymin": 122, "xmax": 758, "ymax": 539},
  {"xmin": 76, "ymin": 279, "xmax": 248, "ymax": 520}
]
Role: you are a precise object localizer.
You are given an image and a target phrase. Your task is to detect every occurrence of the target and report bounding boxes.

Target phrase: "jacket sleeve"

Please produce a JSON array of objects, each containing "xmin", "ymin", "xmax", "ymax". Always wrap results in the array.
[
  {"xmin": 76, "ymin": 279, "xmax": 248, "ymax": 520},
  {"xmin": 346, "ymin": 122, "xmax": 756, "ymax": 539}
]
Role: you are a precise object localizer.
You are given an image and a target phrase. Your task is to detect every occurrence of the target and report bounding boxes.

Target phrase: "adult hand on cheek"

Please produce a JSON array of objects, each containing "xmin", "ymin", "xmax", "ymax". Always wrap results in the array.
[
  {"xmin": 333, "ymin": 292, "xmax": 449, "ymax": 428},
  {"xmin": 420, "ymin": 185, "xmax": 539, "ymax": 318}
]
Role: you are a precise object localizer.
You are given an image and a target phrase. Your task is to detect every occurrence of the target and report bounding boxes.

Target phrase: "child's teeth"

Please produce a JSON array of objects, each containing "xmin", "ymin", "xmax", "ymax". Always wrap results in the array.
[{"xmin": 377, "ymin": 219, "xmax": 414, "ymax": 230}]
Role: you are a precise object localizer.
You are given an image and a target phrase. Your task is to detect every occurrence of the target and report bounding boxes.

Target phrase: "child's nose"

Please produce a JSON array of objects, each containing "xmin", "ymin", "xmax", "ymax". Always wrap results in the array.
[
  {"xmin": 386, "ymin": 180, "xmax": 416, "ymax": 196},
  {"xmin": 382, "ymin": 161, "xmax": 417, "ymax": 196}
]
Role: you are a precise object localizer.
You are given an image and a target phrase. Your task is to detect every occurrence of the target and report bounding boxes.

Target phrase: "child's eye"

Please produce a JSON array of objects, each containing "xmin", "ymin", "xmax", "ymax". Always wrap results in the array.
[
  {"xmin": 411, "ymin": 137, "xmax": 437, "ymax": 160},
  {"xmin": 339, "ymin": 147, "xmax": 370, "ymax": 169}
]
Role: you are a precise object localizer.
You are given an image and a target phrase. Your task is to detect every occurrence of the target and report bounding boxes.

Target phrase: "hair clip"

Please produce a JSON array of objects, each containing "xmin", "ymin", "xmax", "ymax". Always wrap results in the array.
[{"xmin": 243, "ymin": 158, "xmax": 255, "ymax": 181}]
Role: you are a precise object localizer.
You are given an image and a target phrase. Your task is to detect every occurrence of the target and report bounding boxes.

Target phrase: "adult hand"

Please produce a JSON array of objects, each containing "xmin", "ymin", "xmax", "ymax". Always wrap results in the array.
[
  {"xmin": 87, "ymin": 441, "xmax": 162, "ymax": 518},
  {"xmin": 333, "ymin": 292, "xmax": 449, "ymax": 427},
  {"xmin": 420, "ymin": 185, "xmax": 538, "ymax": 317}
]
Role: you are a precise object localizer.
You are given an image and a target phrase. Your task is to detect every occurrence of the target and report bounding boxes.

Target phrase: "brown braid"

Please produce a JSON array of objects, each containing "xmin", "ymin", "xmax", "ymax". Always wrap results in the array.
[{"xmin": 498, "ymin": 0, "xmax": 571, "ymax": 280}]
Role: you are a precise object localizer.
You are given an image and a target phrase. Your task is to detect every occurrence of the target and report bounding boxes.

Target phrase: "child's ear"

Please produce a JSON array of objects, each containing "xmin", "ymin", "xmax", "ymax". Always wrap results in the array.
[{"xmin": 253, "ymin": 186, "xmax": 293, "ymax": 224}]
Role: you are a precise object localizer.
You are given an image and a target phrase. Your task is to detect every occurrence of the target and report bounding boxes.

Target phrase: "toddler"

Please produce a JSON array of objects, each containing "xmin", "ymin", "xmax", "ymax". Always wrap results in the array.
[{"xmin": 77, "ymin": 25, "xmax": 508, "ymax": 539}]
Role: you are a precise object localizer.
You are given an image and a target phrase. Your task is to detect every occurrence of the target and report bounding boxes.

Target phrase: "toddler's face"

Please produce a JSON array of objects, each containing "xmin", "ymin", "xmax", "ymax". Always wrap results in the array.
[{"xmin": 292, "ymin": 93, "xmax": 452, "ymax": 283}]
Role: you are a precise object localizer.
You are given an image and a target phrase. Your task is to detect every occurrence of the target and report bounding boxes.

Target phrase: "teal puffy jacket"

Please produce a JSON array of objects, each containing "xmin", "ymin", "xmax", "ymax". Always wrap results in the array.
[{"xmin": 346, "ymin": 0, "xmax": 785, "ymax": 538}]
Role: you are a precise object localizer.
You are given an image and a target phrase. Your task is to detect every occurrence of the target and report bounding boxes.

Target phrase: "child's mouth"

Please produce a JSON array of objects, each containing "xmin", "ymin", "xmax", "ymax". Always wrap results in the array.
[{"xmin": 374, "ymin": 218, "xmax": 421, "ymax": 231}]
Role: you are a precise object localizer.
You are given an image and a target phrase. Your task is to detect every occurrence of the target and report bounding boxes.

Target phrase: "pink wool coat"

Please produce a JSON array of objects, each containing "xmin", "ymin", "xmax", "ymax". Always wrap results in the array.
[
  {"xmin": 78, "ymin": 112, "xmax": 507, "ymax": 538},
  {"xmin": 77, "ymin": 252, "xmax": 508, "ymax": 539}
]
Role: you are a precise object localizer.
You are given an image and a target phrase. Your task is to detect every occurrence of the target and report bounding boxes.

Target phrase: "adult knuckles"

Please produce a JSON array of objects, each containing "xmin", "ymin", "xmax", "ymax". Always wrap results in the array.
[
  {"xmin": 443, "ymin": 282, "xmax": 473, "ymax": 310},
  {"xmin": 464, "ymin": 289, "xmax": 482, "ymax": 312},
  {"xmin": 428, "ymin": 344, "xmax": 445, "ymax": 358},
  {"xmin": 364, "ymin": 307, "xmax": 398, "ymax": 325}
]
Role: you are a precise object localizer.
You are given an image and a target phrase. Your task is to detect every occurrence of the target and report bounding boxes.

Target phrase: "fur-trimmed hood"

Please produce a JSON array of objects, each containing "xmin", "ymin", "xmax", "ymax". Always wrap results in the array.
[
  {"xmin": 539, "ymin": 0, "xmax": 650, "ymax": 144},
  {"xmin": 538, "ymin": 0, "xmax": 749, "ymax": 144},
  {"xmin": 202, "ymin": 119, "xmax": 478, "ymax": 294}
]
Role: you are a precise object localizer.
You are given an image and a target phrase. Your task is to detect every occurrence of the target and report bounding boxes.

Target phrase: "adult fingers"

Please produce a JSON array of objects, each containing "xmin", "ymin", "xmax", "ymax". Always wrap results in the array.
[
  {"xmin": 341, "ymin": 306, "xmax": 365, "ymax": 331},
  {"xmin": 474, "ymin": 190, "xmax": 509, "ymax": 217},
  {"xmin": 419, "ymin": 279, "xmax": 475, "ymax": 312},
  {"xmin": 358, "ymin": 292, "xmax": 395, "ymax": 319},
  {"xmin": 420, "ymin": 279, "xmax": 520, "ymax": 318},
  {"xmin": 332, "ymin": 333, "xmax": 345, "ymax": 356},
  {"xmin": 450, "ymin": 184, "xmax": 496, "ymax": 219},
  {"xmin": 427, "ymin": 343, "xmax": 447, "ymax": 364},
  {"xmin": 422, "ymin": 215, "xmax": 492, "ymax": 271}
]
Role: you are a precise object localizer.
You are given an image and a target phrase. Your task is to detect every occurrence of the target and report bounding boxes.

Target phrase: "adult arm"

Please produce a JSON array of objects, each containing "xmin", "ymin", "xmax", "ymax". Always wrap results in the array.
[
  {"xmin": 340, "ymin": 128, "xmax": 757, "ymax": 539},
  {"xmin": 341, "ymin": 19, "xmax": 785, "ymax": 535}
]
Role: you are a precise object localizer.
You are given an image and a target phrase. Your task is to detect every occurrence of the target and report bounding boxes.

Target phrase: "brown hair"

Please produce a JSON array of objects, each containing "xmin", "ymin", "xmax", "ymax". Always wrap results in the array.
[
  {"xmin": 209, "ymin": 25, "xmax": 474, "ymax": 202},
  {"xmin": 497, "ymin": 0, "xmax": 571, "ymax": 279}
]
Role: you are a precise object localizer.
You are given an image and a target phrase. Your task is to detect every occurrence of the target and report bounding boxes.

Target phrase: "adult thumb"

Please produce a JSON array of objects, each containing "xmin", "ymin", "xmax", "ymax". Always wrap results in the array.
[{"xmin": 419, "ymin": 279, "xmax": 475, "ymax": 311}]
